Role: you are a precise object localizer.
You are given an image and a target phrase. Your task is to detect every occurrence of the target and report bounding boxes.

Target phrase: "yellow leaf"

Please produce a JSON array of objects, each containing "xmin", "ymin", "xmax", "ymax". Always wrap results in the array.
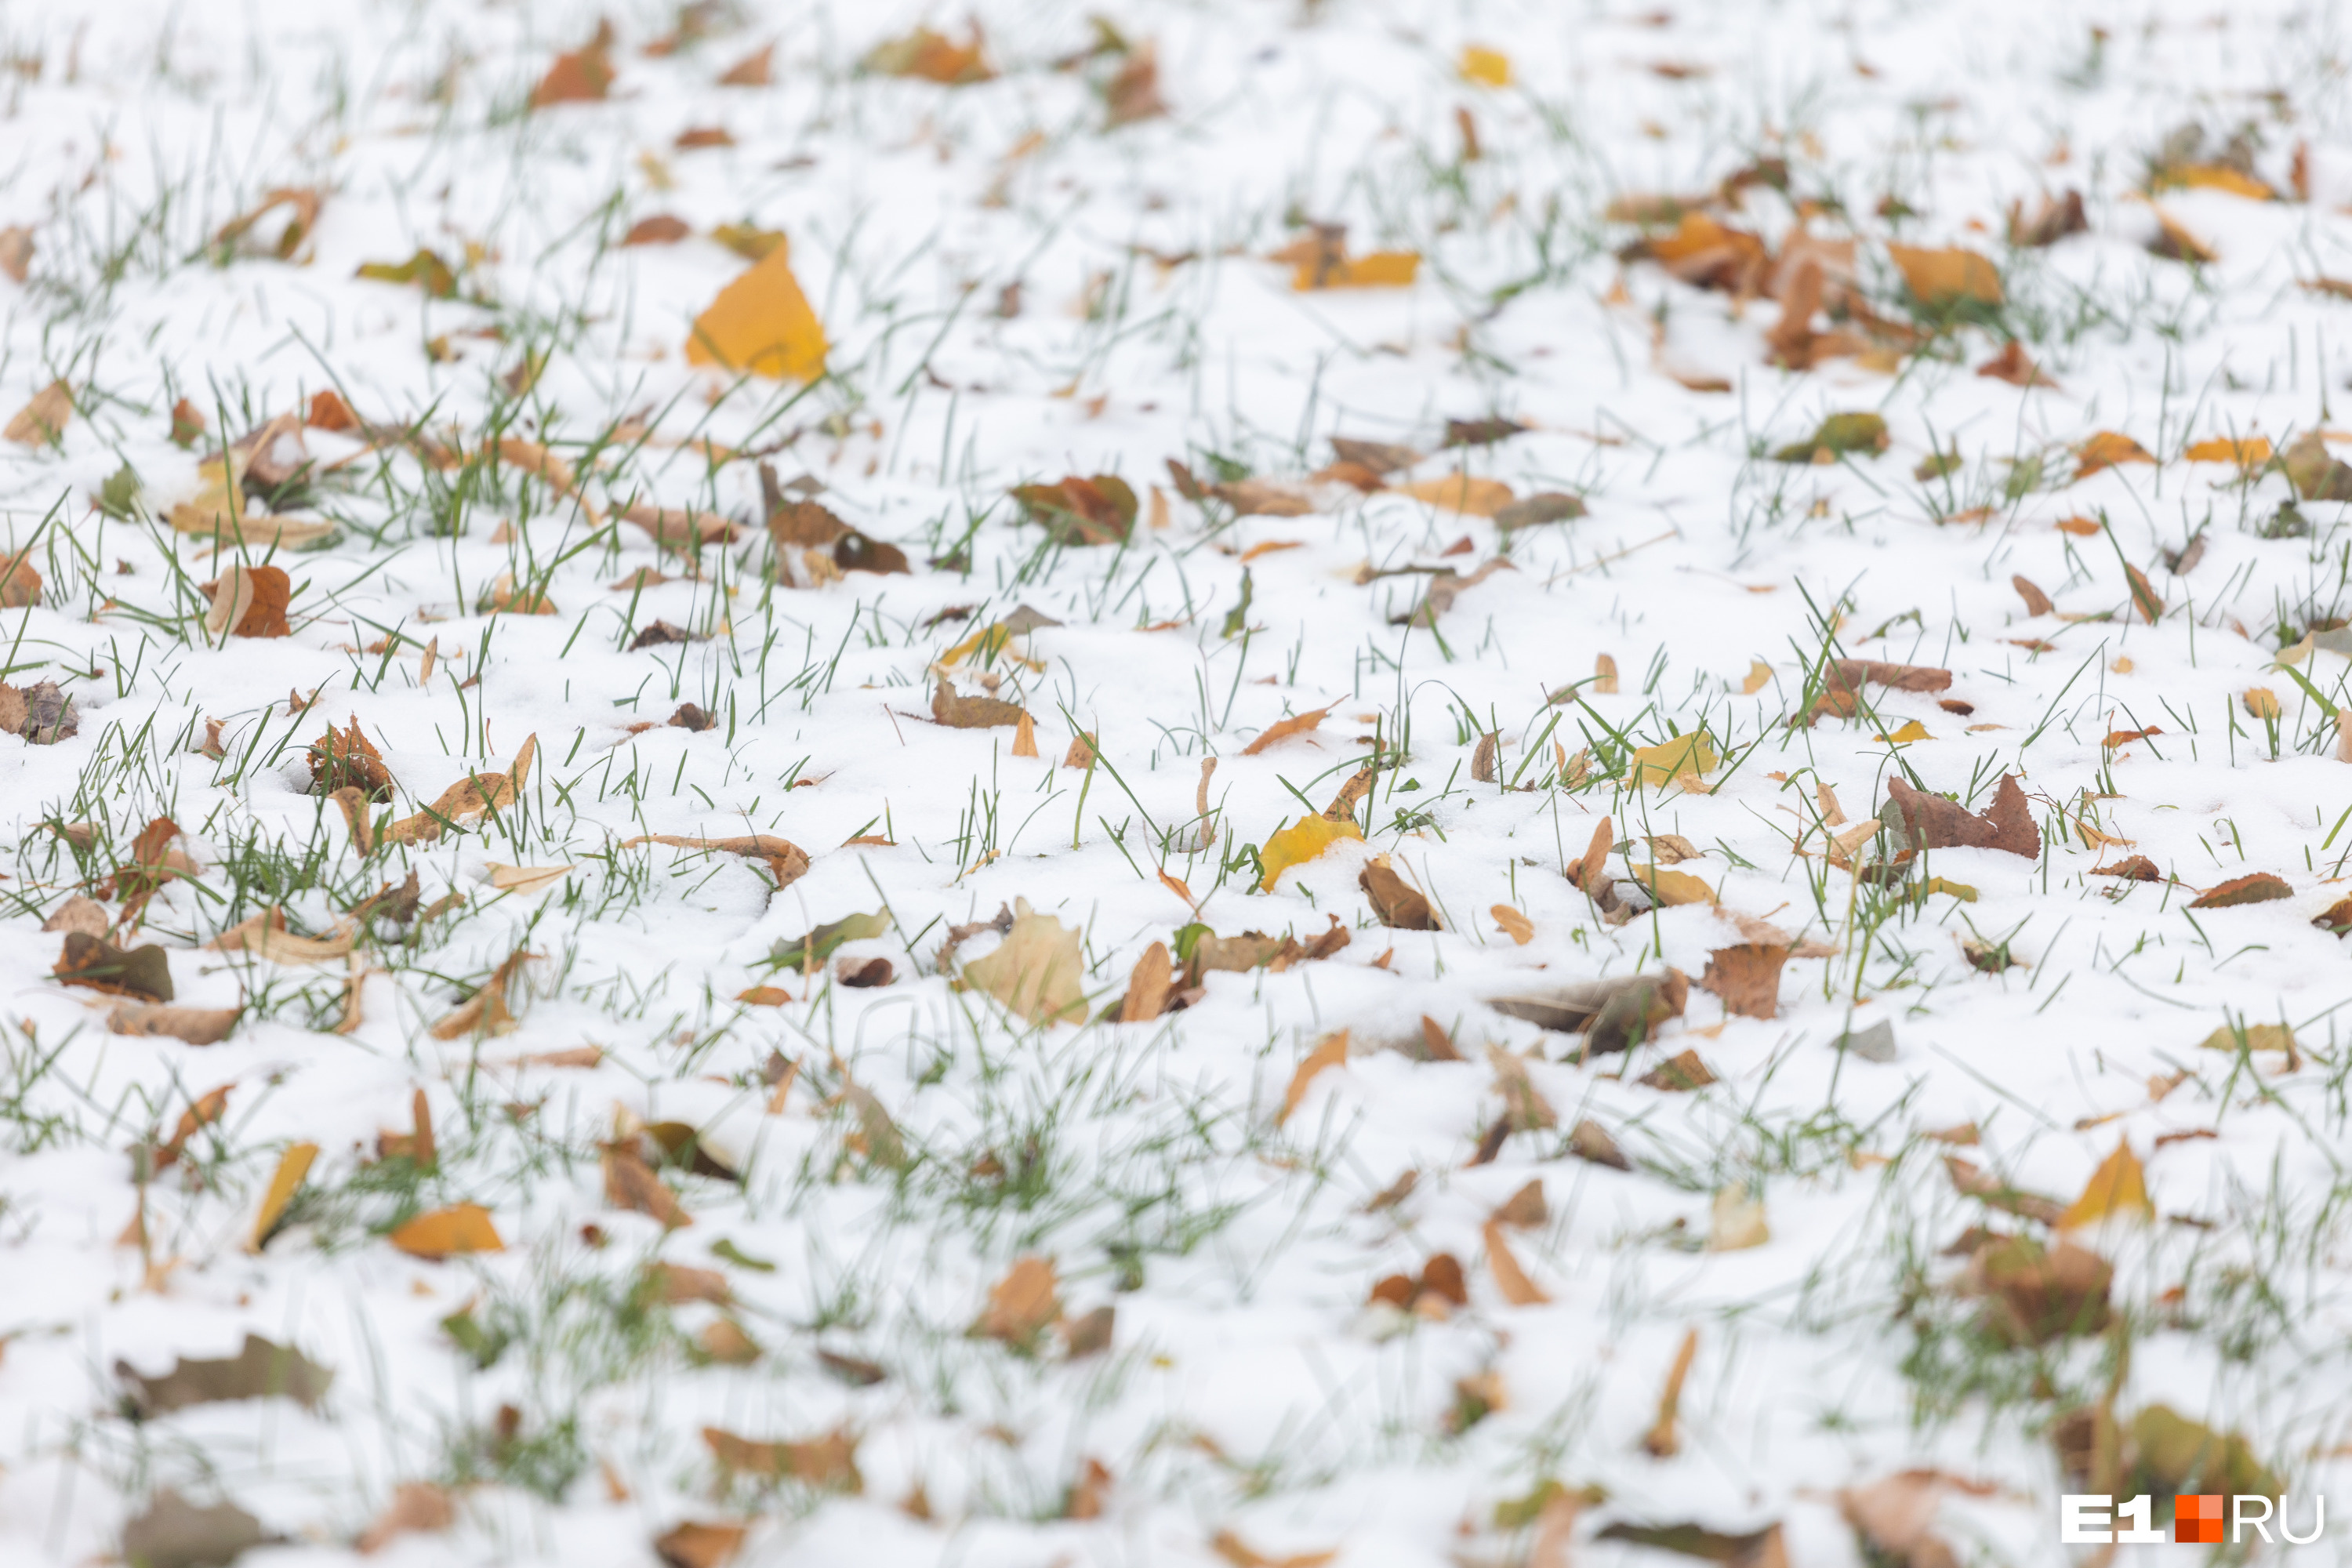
[
  {"xmin": 1705, "ymin": 1186, "xmax": 1769, "ymax": 1250},
  {"xmin": 1258, "ymin": 814, "xmax": 1363, "ymax": 891},
  {"xmin": 1886, "ymin": 244, "xmax": 2003, "ymax": 307},
  {"xmin": 5, "ymin": 379, "xmax": 72, "ymax": 445},
  {"xmin": 388, "ymin": 1203, "xmax": 505, "ymax": 1259},
  {"xmin": 2184, "ymin": 436, "xmax": 2271, "ymax": 466},
  {"xmin": 1396, "ymin": 475, "xmax": 1514, "ymax": 516},
  {"xmin": 685, "ymin": 244, "xmax": 828, "ymax": 381},
  {"xmin": 1291, "ymin": 251, "xmax": 1420, "ymax": 290},
  {"xmin": 2243, "ymin": 688, "xmax": 2281, "ymax": 720},
  {"xmin": 2166, "ymin": 165, "xmax": 2274, "ymax": 201},
  {"xmin": 1631, "ymin": 864, "xmax": 1713, "ymax": 906},
  {"xmin": 976, "ymin": 1255, "xmax": 1060, "ymax": 1342},
  {"xmin": 1624, "ymin": 731, "xmax": 1717, "ymax": 786},
  {"xmin": 1875, "ymin": 719, "xmax": 1933, "ymax": 743},
  {"xmin": 1740, "ymin": 659, "xmax": 1771, "ymax": 695},
  {"xmin": 248, "ymin": 1142, "xmax": 318, "ymax": 1252},
  {"xmin": 2058, "ymin": 1141, "xmax": 2153, "ymax": 1229},
  {"xmin": 1279, "ymin": 1031, "xmax": 1348, "ymax": 1126},
  {"xmin": 1459, "ymin": 45, "xmax": 1512, "ymax": 87},
  {"xmin": 962, "ymin": 898, "xmax": 1088, "ymax": 1024}
]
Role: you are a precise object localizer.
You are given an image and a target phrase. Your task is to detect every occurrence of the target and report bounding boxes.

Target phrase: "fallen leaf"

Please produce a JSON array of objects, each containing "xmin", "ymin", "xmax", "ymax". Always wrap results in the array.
[
  {"xmin": 862, "ymin": 26, "xmax": 993, "ymax": 84},
  {"xmin": 1976, "ymin": 339, "xmax": 2053, "ymax": 387},
  {"xmin": 2012, "ymin": 575, "xmax": 2053, "ymax": 615},
  {"xmin": 964, "ymin": 898, "xmax": 1088, "ymax": 1023},
  {"xmin": 108, "ymin": 1004, "xmax": 239, "ymax": 1045},
  {"xmin": 1628, "ymin": 212, "xmax": 1769, "ymax": 292},
  {"xmin": 1887, "ymin": 243, "xmax": 2003, "ymax": 307},
  {"xmin": 120, "ymin": 1334, "xmax": 334, "ymax": 1416},
  {"xmin": 2188, "ymin": 872, "xmax": 2292, "ymax": 909},
  {"xmin": 1741, "ymin": 659, "xmax": 1772, "ymax": 694},
  {"xmin": 2283, "ymin": 432, "xmax": 2352, "ymax": 502},
  {"xmin": 1491, "ymin": 1178, "xmax": 1548, "ymax": 1228},
  {"xmin": 686, "ymin": 244, "xmax": 828, "ymax": 381},
  {"xmin": 1460, "ymin": 45, "xmax": 1511, "ymax": 86},
  {"xmin": 248, "ymin": 1142, "xmax": 318, "ymax": 1252},
  {"xmin": 1105, "ymin": 42, "xmax": 1169, "ymax": 126},
  {"xmin": 2074, "ymin": 430, "xmax": 2156, "ymax": 479},
  {"xmin": 1211, "ymin": 1530, "xmax": 1338, "ymax": 1568},
  {"xmin": 356, "ymin": 1483, "xmax": 455, "ymax": 1555},
  {"xmin": 0, "ymin": 546, "xmax": 42, "ymax": 608},
  {"xmin": 1483, "ymin": 1220, "xmax": 1550, "ymax": 1305},
  {"xmin": 1773, "ymin": 412, "xmax": 1887, "ymax": 463},
  {"xmin": 977, "ymin": 1255, "xmax": 1060, "ymax": 1343},
  {"xmin": 1241, "ymin": 704, "xmax": 1332, "ymax": 755},
  {"xmin": 1361, "ymin": 855, "xmax": 1438, "ymax": 929},
  {"xmin": 1396, "ymin": 474, "xmax": 1515, "ymax": 516},
  {"xmin": 206, "ymin": 909, "xmax": 358, "ymax": 965},
  {"xmin": 1707, "ymin": 1187, "xmax": 1769, "ymax": 1251},
  {"xmin": 383, "ymin": 735, "xmax": 537, "ymax": 845},
  {"xmin": 1946, "ymin": 1156, "xmax": 2067, "ymax": 1225},
  {"xmin": 1487, "ymin": 1044, "xmax": 1558, "ymax": 1133},
  {"xmin": 1570, "ymin": 1118, "xmax": 1632, "ymax": 1171},
  {"xmin": 55, "ymin": 932, "xmax": 172, "ymax": 1001},
  {"xmin": 1259, "ymin": 813, "xmax": 1363, "ymax": 890},
  {"xmin": 624, "ymin": 214, "xmax": 691, "ymax": 245},
  {"xmin": 1624, "ymin": 731, "xmax": 1717, "ymax": 786},
  {"xmin": 0, "ymin": 225, "xmax": 29, "ymax": 281},
  {"xmin": 309, "ymin": 717, "xmax": 392, "ymax": 799},
  {"xmin": 1012, "ymin": 474, "xmax": 1138, "ymax": 545},
  {"xmin": 1280, "ymin": 1032, "xmax": 1349, "ymax": 1125},
  {"xmin": 770, "ymin": 910, "xmax": 890, "ymax": 971},
  {"xmin": 625, "ymin": 832, "xmax": 808, "ymax": 888},
  {"xmin": 354, "ymin": 248, "xmax": 458, "ymax": 297},
  {"xmin": 1594, "ymin": 1522, "xmax": 1783, "ymax": 1567},
  {"xmin": 1700, "ymin": 943, "xmax": 1788, "ymax": 1020},
  {"xmin": 1641, "ymin": 1327, "xmax": 1700, "ymax": 1455},
  {"xmin": 2059, "ymin": 1140, "xmax": 2153, "ymax": 1229},
  {"xmin": 2093, "ymin": 855, "xmax": 2161, "ymax": 881},
  {"xmin": 388, "ymin": 1203, "xmax": 504, "ymax": 1259},
  {"xmin": 2149, "ymin": 210, "xmax": 2219, "ymax": 263},
  {"xmin": 5, "ymin": 379, "xmax": 71, "ymax": 445},
  {"xmin": 122, "ymin": 1491, "xmax": 273, "ymax": 1568},
  {"xmin": 1491, "ymin": 905, "xmax": 1534, "ymax": 944},
  {"xmin": 1120, "ymin": 941, "xmax": 1173, "ymax": 1022},
  {"xmin": 2197, "ymin": 1020, "xmax": 2298, "ymax": 1064},
  {"xmin": 932, "ymin": 678, "xmax": 1028, "ymax": 730},
  {"xmin": 717, "ymin": 43, "xmax": 775, "ymax": 87},
  {"xmin": 704, "ymin": 1425, "xmax": 863, "ymax": 1490},
  {"xmin": 530, "ymin": 26, "xmax": 615, "ymax": 107},
  {"xmin": 1964, "ymin": 1234, "xmax": 2111, "ymax": 1345},
  {"xmin": 604, "ymin": 1142, "xmax": 694, "ymax": 1229},
  {"xmin": 1636, "ymin": 1049, "xmax": 1717, "ymax": 1091},
  {"xmin": 654, "ymin": 1520, "xmax": 749, "ymax": 1568},
  {"xmin": 2184, "ymin": 435, "xmax": 2271, "ymax": 466},
  {"xmin": 1881, "ymin": 774, "xmax": 2040, "ymax": 858}
]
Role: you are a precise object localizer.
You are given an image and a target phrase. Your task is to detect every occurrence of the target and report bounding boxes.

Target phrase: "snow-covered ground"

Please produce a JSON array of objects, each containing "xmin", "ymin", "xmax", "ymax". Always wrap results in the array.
[{"xmin": 6, "ymin": 1, "xmax": 2352, "ymax": 1563}]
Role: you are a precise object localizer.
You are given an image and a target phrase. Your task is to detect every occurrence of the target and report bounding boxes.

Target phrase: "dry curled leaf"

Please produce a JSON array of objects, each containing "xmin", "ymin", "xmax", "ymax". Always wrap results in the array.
[
  {"xmin": 1700, "ymin": 942, "xmax": 1789, "ymax": 1020},
  {"xmin": 1483, "ymin": 1220, "xmax": 1551, "ymax": 1305},
  {"xmin": 1241, "ymin": 704, "xmax": 1332, "ymax": 756},
  {"xmin": 55, "ymin": 932, "xmax": 173, "ymax": 1002},
  {"xmin": 1120, "ymin": 940, "xmax": 1173, "ymax": 1022},
  {"xmin": 654, "ymin": 1520, "xmax": 749, "ymax": 1568},
  {"xmin": 1881, "ymin": 774, "xmax": 2040, "ymax": 859},
  {"xmin": 383, "ymin": 735, "xmax": 537, "ymax": 845},
  {"xmin": 1280, "ymin": 1032, "xmax": 1348, "ymax": 1125},
  {"xmin": 5, "ymin": 379, "xmax": 71, "ymax": 445},
  {"xmin": 1361, "ymin": 855, "xmax": 1437, "ymax": 929},
  {"xmin": 703, "ymin": 1426, "xmax": 862, "ymax": 1490},
  {"xmin": 1641, "ymin": 1327, "xmax": 1700, "ymax": 1455},
  {"xmin": 604, "ymin": 1142, "xmax": 694, "ymax": 1229},
  {"xmin": 109, "ymin": 1004, "xmax": 239, "ymax": 1045},
  {"xmin": 2188, "ymin": 872, "xmax": 2292, "ymax": 909},
  {"xmin": 623, "ymin": 832, "xmax": 809, "ymax": 889}
]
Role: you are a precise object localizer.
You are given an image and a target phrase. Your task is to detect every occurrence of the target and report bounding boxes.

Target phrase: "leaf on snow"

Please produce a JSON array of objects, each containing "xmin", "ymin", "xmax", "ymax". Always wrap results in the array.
[
  {"xmin": 120, "ymin": 1334, "xmax": 335, "ymax": 1416},
  {"xmin": 963, "ymin": 898, "xmax": 1088, "ymax": 1023}
]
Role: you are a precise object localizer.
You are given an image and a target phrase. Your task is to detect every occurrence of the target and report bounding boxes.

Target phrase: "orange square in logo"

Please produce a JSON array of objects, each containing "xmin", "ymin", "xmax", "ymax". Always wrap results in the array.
[{"xmin": 2175, "ymin": 1494, "xmax": 2224, "ymax": 1544}]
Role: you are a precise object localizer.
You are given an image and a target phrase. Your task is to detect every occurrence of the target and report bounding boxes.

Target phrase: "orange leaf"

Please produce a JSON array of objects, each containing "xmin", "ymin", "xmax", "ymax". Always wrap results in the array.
[
  {"xmin": 247, "ymin": 1142, "xmax": 318, "ymax": 1252},
  {"xmin": 530, "ymin": 31, "xmax": 615, "ymax": 108},
  {"xmin": 2183, "ymin": 436, "xmax": 2270, "ymax": 466},
  {"xmin": 686, "ymin": 245, "xmax": 828, "ymax": 382},
  {"xmin": 1291, "ymin": 251, "xmax": 1420, "ymax": 290},
  {"xmin": 1396, "ymin": 476, "xmax": 1515, "ymax": 517},
  {"xmin": 977, "ymin": 1255, "xmax": 1059, "ymax": 1343},
  {"xmin": 388, "ymin": 1203, "xmax": 504, "ymax": 1259},
  {"xmin": 1459, "ymin": 45, "xmax": 1512, "ymax": 87},
  {"xmin": 2074, "ymin": 430, "xmax": 2154, "ymax": 479},
  {"xmin": 1490, "ymin": 905, "xmax": 1534, "ymax": 945},
  {"xmin": 1482, "ymin": 1219, "xmax": 1550, "ymax": 1305},
  {"xmin": 1241, "ymin": 705, "xmax": 1333, "ymax": 756},
  {"xmin": 2054, "ymin": 515, "xmax": 2102, "ymax": 536},
  {"xmin": 1886, "ymin": 244, "xmax": 2003, "ymax": 307},
  {"xmin": 1279, "ymin": 1032, "xmax": 1348, "ymax": 1126}
]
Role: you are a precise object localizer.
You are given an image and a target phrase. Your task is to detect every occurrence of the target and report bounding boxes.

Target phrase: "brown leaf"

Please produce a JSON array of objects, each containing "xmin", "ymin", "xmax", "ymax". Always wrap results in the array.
[
  {"xmin": 1012, "ymin": 474, "xmax": 1138, "ymax": 545},
  {"xmin": 697, "ymin": 1318, "xmax": 762, "ymax": 1364},
  {"xmin": 383, "ymin": 735, "xmax": 538, "ymax": 845},
  {"xmin": 2012, "ymin": 575, "xmax": 2053, "ymax": 615},
  {"xmin": 964, "ymin": 900, "xmax": 1088, "ymax": 1024},
  {"xmin": 1494, "ymin": 491, "xmax": 1587, "ymax": 529},
  {"xmin": 355, "ymin": 1482, "xmax": 454, "ymax": 1555},
  {"xmin": 654, "ymin": 1521, "xmax": 749, "ymax": 1568},
  {"xmin": 1636, "ymin": 1049, "xmax": 1717, "ymax": 1091},
  {"xmin": 1241, "ymin": 704, "xmax": 1332, "ymax": 756},
  {"xmin": 717, "ymin": 43, "xmax": 774, "ymax": 86},
  {"xmin": 1962, "ymin": 1234, "xmax": 2111, "ymax": 1345},
  {"xmin": 1211, "ymin": 1530, "xmax": 1338, "ymax": 1568},
  {"xmin": 1329, "ymin": 437, "xmax": 1421, "ymax": 475},
  {"xmin": 1976, "ymin": 339, "xmax": 2055, "ymax": 388},
  {"xmin": 1945, "ymin": 1156, "xmax": 2067, "ymax": 1226},
  {"xmin": 1105, "ymin": 43, "xmax": 1169, "ymax": 126},
  {"xmin": 0, "ymin": 546, "xmax": 40, "ymax": 608},
  {"xmin": 1882, "ymin": 774, "xmax": 2041, "ymax": 858},
  {"xmin": 2092, "ymin": 855, "xmax": 2161, "ymax": 882},
  {"xmin": 2009, "ymin": 189, "xmax": 2088, "ymax": 247},
  {"xmin": 1700, "ymin": 942, "xmax": 1789, "ymax": 1020},
  {"xmin": 2282, "ymin": 432, "xmax": 2352, "ymax": 503},
  {"xmin": 1486, "ymin": 1044, "xmax": 1558, "ymax": 1134},
  {"xmin": 310, "ymin": 717, "xmax": 393, "ymax": 800},
  {"xmin": 119, "ymin": 1334, "xmax": 334, "ymax": 1417},
  {"xmin": 2189, "ymin": 872, "xmax": 2292, "ymax": 909},
  {"xmin": 0, "ymin": 225, "xmax": 29, "ymax": 282},
  {"xmin": 531, "ymin": 27, "xmax": 615, "ymax": 107},
  {"xmin": 622, "ymin": 833, "xmax": 810, "ymax": 889},
  {"xmin": 977, "ymin": 1255, "xmax": 1060, "ymax": 1344},
  {"xmin": 1417, "ymin": 1015, "xmax": 1462, "ymax": 1062},
  {"xmin": 1490, "ymin": 905, "xmax": 1534, "ymax": 944},
  {"xmin": 1065, "ymin": 1303, "xmax": 1116, "ymax": 1357},
  {"xmin": 1491, "ymin": 1178, "xmax": 1548, "ymax": 1229},
  {"xmin": 0, "ymin": 679, "xmax": 76, "ymax": 742},
  {"xmin": 427, "ymin": 948, "xmax": 535, "ymax": 1039},
  {"xmin": 703, "ymin": 1426, "xmax": 863, "ymax": 1490},
  {"xmin": 932, "ymin": 679, "xmax": 1028, "ymax": 729},
  {"xmin": 108, "ymin": 1004, "xmax": 240, "ymax": 1045},
  {"xmin": 604, "ymin": 1143, "xmax": 693, "ymax": 1229},
  {"xmin": 624, "ymin": 214, "xmax": 692, "ymax": 246},
  {"xmin": 1360, "ymin": 856, "xmax": 1437, "ymax": 929},
  {"xmin": 1641, "ymin": 1327, "xmax": 1700, "ymax": 1456},
  {"xmin": 55, "ymin": 931, "xmax": 173, "ymax": 1001},
  {"xmin": 5, "ymin": 379, "xmax": 71, "ymax": 445},
  {"xmin": 1888, "ymin": 243, "xmax": 2003, "ymax": 307},
  {"xmin": 1839, "ymin": 1471, "xmax": 1992, "ymax": 1568},
  {"xmin": 1119, "ymin": 941, "xmax": 1173, "ymax": 1022},
  {"xmin": 1067, "ymin": 1457, "xmax": 1115, "ymax": 1519},
  {"xmin": 1570, "ymin": 1118, "xmax": 1632, "ymax": 1171},
  {"xmin": 122, "ymin": 1490, "xmax": 274, "ymax": 1568}
]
